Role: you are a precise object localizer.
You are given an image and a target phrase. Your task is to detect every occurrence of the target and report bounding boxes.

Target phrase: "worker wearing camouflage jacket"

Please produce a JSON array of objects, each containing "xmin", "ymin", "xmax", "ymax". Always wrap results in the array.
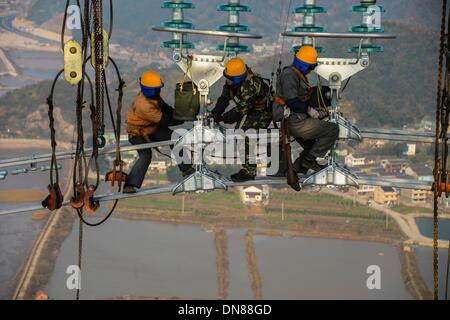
[{"xmin": 212, "ymin": 57, "xmax": 272, "ymax": 182}]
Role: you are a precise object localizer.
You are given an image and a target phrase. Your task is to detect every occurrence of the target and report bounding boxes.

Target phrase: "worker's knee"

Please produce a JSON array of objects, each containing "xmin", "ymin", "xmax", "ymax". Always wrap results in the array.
[{"xmin": 329, "ymin": 123, "xmax": 340, "ymax": 139}]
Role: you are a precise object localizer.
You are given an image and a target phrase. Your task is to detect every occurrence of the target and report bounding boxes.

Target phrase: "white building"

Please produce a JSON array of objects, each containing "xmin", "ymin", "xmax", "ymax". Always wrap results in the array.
[
  {"xmin": 240, "ymin": 185, "xmax": 269, "ymax": 206},
  {"xmin": 345, "ymin": 153, "xmax": 366, "ymax": 167},
  {"xmin": 357, "ymin": 185, "xmax": 375, "ymax": 197},
  {"xmin": 404, "ymin": 143, "xmax": 416, "ymax": 156}
]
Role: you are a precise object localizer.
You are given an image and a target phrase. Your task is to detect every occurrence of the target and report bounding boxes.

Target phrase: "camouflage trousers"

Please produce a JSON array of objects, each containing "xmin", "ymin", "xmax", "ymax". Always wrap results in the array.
[{"xmin": 240, "ymin": 117, "xmax": 272, "ymax": 177}]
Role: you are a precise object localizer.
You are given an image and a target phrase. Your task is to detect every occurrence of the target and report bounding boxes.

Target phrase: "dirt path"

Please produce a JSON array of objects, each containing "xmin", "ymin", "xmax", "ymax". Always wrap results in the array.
[{"xmin": 324, "ymin": 189, "xmax": 449, "ymax": 249}]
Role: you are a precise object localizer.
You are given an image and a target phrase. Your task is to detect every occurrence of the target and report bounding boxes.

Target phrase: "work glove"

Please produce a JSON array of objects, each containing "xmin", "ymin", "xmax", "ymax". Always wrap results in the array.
[
  {"xmin": 211, "ymin": 96, "xmax": 230, "ymax": 118},
  {"xmin": 222, "ymin": 108, "xmax": 243, "ymax": 124},
  {"xmin": 307, "ymin": 107, "xmax": 320, "ymax": 119}
]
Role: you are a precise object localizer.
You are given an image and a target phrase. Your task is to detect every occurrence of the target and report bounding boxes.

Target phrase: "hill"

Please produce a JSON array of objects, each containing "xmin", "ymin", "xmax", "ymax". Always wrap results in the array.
[
  {"xmin": 25, "ymin": 0, "xmax": 442, "ymax": 51},
  {"xmin": 0, "ymin": 21, "xmax": 440, "ymax": 138}
]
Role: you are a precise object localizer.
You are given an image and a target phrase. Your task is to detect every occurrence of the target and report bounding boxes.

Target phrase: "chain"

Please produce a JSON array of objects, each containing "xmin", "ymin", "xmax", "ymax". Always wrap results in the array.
[
  {"xmin": 90, "ymin": 0, "xmax": 105, "ymax": 189},
  {"xmin": 433, "ymin": 0, "xmax": 448, "ymax": 301}
]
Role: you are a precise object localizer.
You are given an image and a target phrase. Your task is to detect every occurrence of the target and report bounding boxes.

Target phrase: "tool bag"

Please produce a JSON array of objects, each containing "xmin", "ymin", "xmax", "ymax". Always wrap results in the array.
[{"xmin": 173, "ymin": 81, "xmax": 200, "ymax": 121}]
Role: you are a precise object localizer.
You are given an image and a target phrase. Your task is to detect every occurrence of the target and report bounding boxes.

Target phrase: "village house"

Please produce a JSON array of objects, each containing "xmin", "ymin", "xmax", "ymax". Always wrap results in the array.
[
  {"xmin": 380, "ymin": 158, "xmax": 410, "ymax": 174},
  {"xmin": 149, "ymin": 161, "xmax": 168, "ymax": 174},
  {"xmin": 356, "ymin": 184, "xmax": 376, "ymax": 199},
  {"xmin": 240, "ymin": 185, "xmax": 269, "ymax": 206},
  {"xmin": 374, "ymin": 186, "xmax": 399, "ymax": 206},
  {"xmin": 344, "ymin": 153, "xmax": 366, "ymax": 167},
  {"xmin": 405, "ymin": 164, "xmax": 434, "ymax": 183},
  {"xmin": 400, "ymin": 188, "xmax": 431, "ymax": 207},
  {"xmin": 403, "ymin": 143, "xmax": 416, "ymax": 156}
]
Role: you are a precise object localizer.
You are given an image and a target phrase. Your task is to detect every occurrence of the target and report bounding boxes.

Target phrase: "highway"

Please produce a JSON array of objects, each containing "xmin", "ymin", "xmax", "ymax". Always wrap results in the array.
[{"xmin": 0, "ymin": 15, "xmax": 60, "ymax": 46}]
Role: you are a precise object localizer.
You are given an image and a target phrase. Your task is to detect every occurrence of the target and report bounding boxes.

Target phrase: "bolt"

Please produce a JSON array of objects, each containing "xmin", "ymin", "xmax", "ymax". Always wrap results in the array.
[
  {"xmin": 70, "ymin": 47, "xmax": 77, "ymax": 54},
  {"xmin": 331, "ymin": 75, "xmax": 339, "ymax": 82},
  {"xmin": 70, "ymin": 71, "xmax": 77, "ymax": 78},
  {"xmin": 173, "ymin": 52, "xmax": 181, "ymax": 62}
]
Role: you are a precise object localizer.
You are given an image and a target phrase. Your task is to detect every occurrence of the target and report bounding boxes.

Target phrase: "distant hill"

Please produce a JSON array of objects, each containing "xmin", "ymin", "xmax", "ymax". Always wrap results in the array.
[
  {"xmin": 0, "ymin": 21, "xmax": 440, "ymax": 138},
  {"xmin": 25, "ymin": 0, "xmax": 442, "ymax": 50}
]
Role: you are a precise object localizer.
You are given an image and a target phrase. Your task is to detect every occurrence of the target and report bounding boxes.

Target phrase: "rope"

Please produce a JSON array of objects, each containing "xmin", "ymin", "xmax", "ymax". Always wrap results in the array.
[
  {"xmin": 271, "ymin": 0, "xmax": 287, "ymax": 81},
  {"xmin": 46, "ymin": 69, "xmax": 64, "ymax": 186},
  {"xmin": 446, "ymin": 241, "xmax": 450, "ymax": 299},
  {"xmin": 76, "ymin": 217, "xmax": 83, "ymax": 300}
]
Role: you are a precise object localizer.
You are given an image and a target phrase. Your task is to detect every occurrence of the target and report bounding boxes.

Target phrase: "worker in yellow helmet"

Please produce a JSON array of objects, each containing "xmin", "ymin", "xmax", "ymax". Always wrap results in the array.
[
  {"xmin": 123, "ymin": 71, "xmax": 194, "ymax": 194},
  {"xmin": 212, "ymin": 57, "xmax": 272, "ymax": 182},
  {"xmin": 275, "ymin": 45, "xmax": 339, "ymax": 176}
]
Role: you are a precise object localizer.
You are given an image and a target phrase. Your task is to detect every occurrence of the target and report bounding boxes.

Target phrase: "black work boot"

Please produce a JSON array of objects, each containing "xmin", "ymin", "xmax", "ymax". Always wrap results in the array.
[
  {"xmin": 293, "ymin": 158, "xmax": 310, "ymax": 175},
  {"xmin": 181, "ymin": 166, "xmax": 195, "ymax": 177},
  {"xmin": 123, "ymin": 185, "xmax": 137, "ymax": 194},
  {"xmin": 300, "ymin": 157, "xmax": 327, "ymax": 172},
  {"xmin": 231, "ymin": 169, "xmax": 256, "ymax": 183}
]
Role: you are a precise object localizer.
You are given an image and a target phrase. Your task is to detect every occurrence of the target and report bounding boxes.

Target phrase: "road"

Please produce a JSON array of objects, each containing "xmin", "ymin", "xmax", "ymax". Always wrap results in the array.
[
  {"xmin": 324, "ymin": 188, "xmax": 449, "ymax": 249},
  {"xmin": 0, "ymin": 15, "xmax": 60, "ymax": 46}
]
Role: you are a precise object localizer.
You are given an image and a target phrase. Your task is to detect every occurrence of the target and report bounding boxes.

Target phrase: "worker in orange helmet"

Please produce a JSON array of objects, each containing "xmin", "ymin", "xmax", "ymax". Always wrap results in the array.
[
  {"xmin": 123, "ymin": 71, "xmax": 194, "ymax": 194},
  {"xmin": 212, "ymin": 57, "xmax": 272, "ymax": 182},
  {"xmin": 276, "ymin": 46, "xmax": 339, "ymax": 175}
]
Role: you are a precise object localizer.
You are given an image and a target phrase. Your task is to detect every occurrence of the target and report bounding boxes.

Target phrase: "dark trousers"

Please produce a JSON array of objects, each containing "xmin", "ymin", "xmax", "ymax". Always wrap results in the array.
[
  {"xmin": 126, "ymin": 127, "xmax": 191, "ymax": 189},
  {"xmin": 288, "ymin": 113, "xmax": 339, "ymax": 160}
]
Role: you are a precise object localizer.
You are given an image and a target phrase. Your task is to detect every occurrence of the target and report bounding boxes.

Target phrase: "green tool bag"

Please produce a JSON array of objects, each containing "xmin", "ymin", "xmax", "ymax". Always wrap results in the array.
[{"xmin": 173, "ymin": 81, "xmax": 200, "ymax": 121}]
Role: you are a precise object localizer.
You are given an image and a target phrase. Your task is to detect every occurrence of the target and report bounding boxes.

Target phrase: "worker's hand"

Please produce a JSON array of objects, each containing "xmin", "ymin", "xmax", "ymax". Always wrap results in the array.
[
  {"xmin": 222, "ymin": 108, "xmax": 242, "ymax": 124},
  {"xmin": 307, "ymin": 107, "xmax": 320, "ymax": 119},
  {"xmin": 212, "ymin": 112, "xmax": 223, "ymax": 123}
]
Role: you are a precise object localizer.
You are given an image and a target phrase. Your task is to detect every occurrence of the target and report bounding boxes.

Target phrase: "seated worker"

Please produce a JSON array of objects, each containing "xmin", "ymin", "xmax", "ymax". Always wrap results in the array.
[
  {"xmin": 211, "ymin": 57, "xmax": 272, "ymax": 182},
  {"xmin": 123, "ymin": 71, "xmax": 194, "ymax": 194},
  {"xmin": 276, "ymin": 46, "xmax": 339, "ymax": 174}
]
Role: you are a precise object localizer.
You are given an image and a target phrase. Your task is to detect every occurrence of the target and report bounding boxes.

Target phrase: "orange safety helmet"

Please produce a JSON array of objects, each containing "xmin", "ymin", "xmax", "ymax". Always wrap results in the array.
[
  {"xmin": 140, "ymin": 71, "xmax": 164, "ymax": 98},
  {"xmin": 224, "ymin": 57, "xmax": 248, "ymax": 86},
  {"xmin": 294, "ymin": 46, "xmax": 318, "ymax": 74}
]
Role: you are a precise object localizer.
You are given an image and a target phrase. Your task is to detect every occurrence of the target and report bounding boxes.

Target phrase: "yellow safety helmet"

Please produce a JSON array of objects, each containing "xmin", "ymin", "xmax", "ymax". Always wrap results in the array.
[
  {"xmin": 224, "ymin": 57, "xmax": 247, "ymax": 86},
  {"xmin": 295, "ymin": 45, "xmax": 318, "ymax": 65}
]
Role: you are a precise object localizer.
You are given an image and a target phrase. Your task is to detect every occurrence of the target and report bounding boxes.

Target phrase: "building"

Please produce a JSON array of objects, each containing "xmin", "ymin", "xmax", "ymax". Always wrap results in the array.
[
  {"xmin": 240, "ymin": 185, "xmax": 269, "ymax": 206},
  {"xmin": 149, "ymin": 161, "xmax": 168, "ymax": 174},
  {"xmin": 419, "ymin": 117, "xmax": 433, "ymax": 131},
  {"xmin": 345, "ymin": 153, "xmax": 366, "ymax": 167},
  {"xmin": 380, "ymin": 159, "xmax": 410, "ymax": 174},
  {"xmin": 357, "ymin": 185, "xmax": 376, "ymax": 198},
  {"xmin": 400, "ymin": 189, "xmax": 431, "ymax": 206},
  {"xmin": 405, "ymin": 164, "xmax": 434, "ymax": 183},
  {"xmin": 404, "ymin": 143, "xmax": 416, "ymax": 156},
  {"xmin": 374, "ymin": 186, "xmax": 399, "ymax": 206}
]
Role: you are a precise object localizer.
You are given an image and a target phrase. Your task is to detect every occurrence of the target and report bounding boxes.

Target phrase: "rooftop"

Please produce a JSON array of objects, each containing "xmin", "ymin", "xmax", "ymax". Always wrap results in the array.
[{"xmin": 381, "ymin": 187, "xmax": 396, "ymax": 193}]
